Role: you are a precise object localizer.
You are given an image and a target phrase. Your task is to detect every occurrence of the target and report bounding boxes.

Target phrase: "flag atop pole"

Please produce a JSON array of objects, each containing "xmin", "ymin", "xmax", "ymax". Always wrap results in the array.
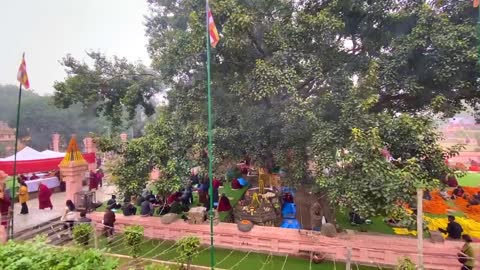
[
  {"xmin": 17, "ymin": 53, "xmax": 30, "ymax": 89},
  {"xmin": 207, "ymin": 4, "xmax": 220, "ymax": 48},
  {"xmin": 9, "ymin": 53, "xmax": 30, "ymax": 239},
  {"xmin": 205, "ymin": 1, "xmax": 218, "ymax": 269}
]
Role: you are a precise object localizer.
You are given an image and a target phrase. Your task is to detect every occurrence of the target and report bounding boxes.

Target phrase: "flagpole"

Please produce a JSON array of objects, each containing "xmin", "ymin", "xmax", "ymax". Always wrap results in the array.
[
  {"xmin": 8, "ymin": 82, "xmax": 23, "ymax": 239},
  {"xmin": 205, "ymin": 0, "xmax": 216, "ymax": 269}
]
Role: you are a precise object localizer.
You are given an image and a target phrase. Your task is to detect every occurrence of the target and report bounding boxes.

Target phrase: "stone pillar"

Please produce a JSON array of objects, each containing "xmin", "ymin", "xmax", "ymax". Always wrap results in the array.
[
  {"xmin": 59, "ymin": 162, "xmax": 88, "ymax": 202},
  {"xmin": 83, "ymin": 137, "xmax": 97, "ymax": 172},
  {"xmin": 60, "ymin": 136, "xmax": 89, "ymax": 202},
  {"xmin": 150, "ymin": 167, "xmax": 160, "ymax": 181},
  {"xmin": 52, "ymin": 133, "xmax": 60, "ymax": 152},
  {"xmin": 83, "ymin": 137, "xmax": 96, "ymax": 153},
  {"xmin": 120, "ymin": 132, "xmax": 128, "ymax": 142}
]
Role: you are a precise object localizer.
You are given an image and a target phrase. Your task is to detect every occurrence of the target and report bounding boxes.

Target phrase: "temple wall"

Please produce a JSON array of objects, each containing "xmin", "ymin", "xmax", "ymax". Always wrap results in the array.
[{"xmin": 88, "ymin": 212, "xmax": 467, "ymax": 269}]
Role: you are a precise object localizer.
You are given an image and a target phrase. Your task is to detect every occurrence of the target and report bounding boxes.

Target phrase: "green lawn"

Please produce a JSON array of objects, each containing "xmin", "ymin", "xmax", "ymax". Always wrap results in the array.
[
  {"xmin": 458, "ymin": 172, "xmax": 480, "ymax": 187},
  {"xmin": 93, "ymin": 235, "xmax": 381, "ymax": 270},
  {"xmin": 335, "ymin": 211, "xmax": 394, "ymax": 235},
  {"xmin": 97, "ymin": 183, "xmax": 249, "ymax": 222}
]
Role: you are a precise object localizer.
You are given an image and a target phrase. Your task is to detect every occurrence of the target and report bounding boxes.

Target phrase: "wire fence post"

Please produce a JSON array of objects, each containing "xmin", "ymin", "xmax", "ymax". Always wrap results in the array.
[
  {"xmin": 346, "ymin": 246, "xmax": 352, "ymax": 270},
  {"xmin": 93, "ymin": 223, "xmax": 98, "ymax": 249}
]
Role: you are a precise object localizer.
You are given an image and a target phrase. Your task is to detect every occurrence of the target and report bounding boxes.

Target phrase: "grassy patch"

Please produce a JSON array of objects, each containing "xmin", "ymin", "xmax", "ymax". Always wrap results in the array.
[
  {"xmin": 458, "ymin": 173, "xmax": 480, "ymax": 187},
  {"xmin": 335, "ymin": 211, "xmax": 394, "ymax": 235},
  {"xmin": 94, "ymin": 235, "xmax": 380, "ymax": 270}
]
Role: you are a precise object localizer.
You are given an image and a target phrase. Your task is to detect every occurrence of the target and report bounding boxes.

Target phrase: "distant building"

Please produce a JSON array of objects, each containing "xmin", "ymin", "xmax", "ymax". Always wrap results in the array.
[{"xmin": 0, "ymin": 121, "xmax": 16, "ymax": 156}]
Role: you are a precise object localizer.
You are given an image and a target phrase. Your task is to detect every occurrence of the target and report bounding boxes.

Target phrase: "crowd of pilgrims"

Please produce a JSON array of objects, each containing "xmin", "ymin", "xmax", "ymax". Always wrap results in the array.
[{"xmin": 105, "ymin": 173, "xmax": 235, "ymax": 218}]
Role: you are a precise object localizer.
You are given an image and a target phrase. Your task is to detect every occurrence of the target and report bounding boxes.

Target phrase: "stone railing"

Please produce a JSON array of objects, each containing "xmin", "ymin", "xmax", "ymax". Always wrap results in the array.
[{"xmin": 87, "ymin": 212, "xmax": 468, "ymax": 269}]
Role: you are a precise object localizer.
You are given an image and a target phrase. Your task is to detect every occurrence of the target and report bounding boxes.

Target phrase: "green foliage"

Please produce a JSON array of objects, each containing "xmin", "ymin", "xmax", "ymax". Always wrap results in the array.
[
  {"xmin": 53, "ymin": 52, "xmax": 162, "ymax": 128},
  {"xmin": 124, "ymin": 225, "xmax": 144, "ymax": 258},
  {"xmin": 176, "ymin": 236, "xmax": 201, "ymax": 270},
  {"xmin": 53, "ymin": 0, "xmax": 478, "ymax": 217},
  {"xmin": 395, "ymin": 257, "xmax": 416, "ymax": 270},
  {"xmin": 0, "ymin": 237, "xmax": 118, "ymax": 269},
  {"xmin": 0, "ymin": 84, "xmax": 108, "ymax": 150},
  {"xmin": 72, "ymin": 223, "xmax": 93, "ymax": 247}
]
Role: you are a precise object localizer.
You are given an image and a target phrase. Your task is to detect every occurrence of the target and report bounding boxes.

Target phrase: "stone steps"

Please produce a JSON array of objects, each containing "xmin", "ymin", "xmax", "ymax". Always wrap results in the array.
[{"xmin": 14, "ymin": 217, "xmax": 71, "ymax": 246}]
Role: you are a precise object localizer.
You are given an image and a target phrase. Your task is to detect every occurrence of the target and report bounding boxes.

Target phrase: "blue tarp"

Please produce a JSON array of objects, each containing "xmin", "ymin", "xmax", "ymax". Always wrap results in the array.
[
  {"xmin": 281, "ymin": 202, "xmax": 296, "ymax": 219},
  {"xmin": 280, "ymin": 219, "xmax": 301, "ymax": 229},
  {"xmin": 238, "ymin": 177, "xmax": 248, "ymax": 187}
]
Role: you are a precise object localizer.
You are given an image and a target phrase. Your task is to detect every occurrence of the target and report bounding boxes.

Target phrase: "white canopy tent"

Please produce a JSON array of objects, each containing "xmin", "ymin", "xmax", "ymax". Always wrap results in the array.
[{"xmin": 0, "ymin": 147, "xmax": 65, "ymax": 161}]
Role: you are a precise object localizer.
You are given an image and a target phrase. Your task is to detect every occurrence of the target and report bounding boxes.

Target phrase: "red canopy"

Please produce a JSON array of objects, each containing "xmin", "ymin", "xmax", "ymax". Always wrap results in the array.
[{"xmin": 0, "ymin": 153, "xmax": 96, "ymax": 175}]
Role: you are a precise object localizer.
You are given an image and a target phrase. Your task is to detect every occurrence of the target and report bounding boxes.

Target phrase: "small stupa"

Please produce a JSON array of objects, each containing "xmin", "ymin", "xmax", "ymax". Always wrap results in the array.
[{"xmin": 59, "ymin": 136, "xmax": 88, "ymax": 201}]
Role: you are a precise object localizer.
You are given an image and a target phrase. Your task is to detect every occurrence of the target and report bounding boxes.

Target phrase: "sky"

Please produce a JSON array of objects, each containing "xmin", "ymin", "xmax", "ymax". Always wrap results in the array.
[{"xmin": 0, "ymin": 0, "xmax": 151, "ymax": 95}]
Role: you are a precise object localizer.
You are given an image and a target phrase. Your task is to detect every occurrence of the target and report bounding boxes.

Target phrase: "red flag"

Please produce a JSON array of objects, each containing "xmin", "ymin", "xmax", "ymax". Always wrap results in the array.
[
  {"xmin": 207, "ymin": 5, "xmax": 220, "ymax": 48},
  {"xmin": 475, "ymin": 0, "xmax": 479, "ymax": 8},
  {"xmin": 17, "ymin": 53, "xmax": 30, "ymax": 89}
]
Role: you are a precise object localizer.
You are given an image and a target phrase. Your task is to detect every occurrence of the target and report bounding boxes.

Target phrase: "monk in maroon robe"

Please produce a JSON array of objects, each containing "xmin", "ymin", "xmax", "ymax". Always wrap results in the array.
[
  {"xmin": 167, "ymin": 192, "xmax": 182, "ymax": 204},
  {"xmin": 213, "ymin": 177, "xmax": 221, "ymax": 189},
  {"xmin": 96, "ymin": 169, "xmax": 104, "ymax": 187},
  {"xmin": 0, "ymin": 190, "xmax": 11, "ymax": 230},
  {"xmin": 89, "ymin": 171, "xmax": 98, "ymax": 191},
  {"xmin": 38, "ymin": 183, "xmax": 53, "ymax": 210},
  {"xmin": 231, "ymin": 178, "xmax": 241, "ymax": 190},
  {"xmin": 30, "ymin": 173, "xmax": 39, "ymax": 180},
  {"xmin": 217, "ymin": 194, "xmax": 231, "ymax": 212}
]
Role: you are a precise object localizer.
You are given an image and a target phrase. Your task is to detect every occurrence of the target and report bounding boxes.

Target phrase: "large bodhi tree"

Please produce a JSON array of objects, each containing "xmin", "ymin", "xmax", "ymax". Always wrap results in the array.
[{"xmin": 54, "ymin": 0, "xmax": 478, "ymax": 216}]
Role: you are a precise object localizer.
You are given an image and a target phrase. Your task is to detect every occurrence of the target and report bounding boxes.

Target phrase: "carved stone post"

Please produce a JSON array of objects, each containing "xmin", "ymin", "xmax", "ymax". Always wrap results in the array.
[
  {"xmin": 59, "ymin": 137, "xmax": 88, "ymax": 202},
  {"xmin": 52, "ymin": 133, "xmax": 60, "ymax": 152}
]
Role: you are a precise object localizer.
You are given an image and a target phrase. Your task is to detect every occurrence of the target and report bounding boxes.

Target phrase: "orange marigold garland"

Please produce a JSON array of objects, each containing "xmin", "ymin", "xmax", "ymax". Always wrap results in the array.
[{"xmin": 423, "ymin": 191, "xmax": 448, "ymax": 215}]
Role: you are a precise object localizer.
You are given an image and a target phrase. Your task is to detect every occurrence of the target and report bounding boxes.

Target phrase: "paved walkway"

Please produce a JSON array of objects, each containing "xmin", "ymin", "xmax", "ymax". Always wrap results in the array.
[{"xmin": 12, "ymin": 184, "xmax": 116, "ymax": 233}]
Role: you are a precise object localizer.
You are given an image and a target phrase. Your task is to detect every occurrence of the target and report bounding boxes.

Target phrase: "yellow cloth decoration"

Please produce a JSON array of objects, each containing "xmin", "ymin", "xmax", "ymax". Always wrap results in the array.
[
  {"xmin": 393, "ymin": 227, "xmax": 417, "ymax": 236},
  {"xmin": 424, "ymin": 216, "xmax": 480, "ymax": 239},
  {"xmin": 393, "ymin": 217, "xmax": 480, "ymax": 239}
]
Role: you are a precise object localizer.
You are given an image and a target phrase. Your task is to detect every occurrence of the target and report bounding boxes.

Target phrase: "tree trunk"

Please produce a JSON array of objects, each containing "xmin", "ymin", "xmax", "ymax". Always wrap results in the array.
[{"xmin": 318, "ymin": 191, "xmax": 336, "ymax": 225}]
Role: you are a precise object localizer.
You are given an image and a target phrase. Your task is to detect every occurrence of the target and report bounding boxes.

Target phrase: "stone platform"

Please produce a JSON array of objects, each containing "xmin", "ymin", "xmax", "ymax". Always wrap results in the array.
[{"xmin": 87, "ymin": 212, "xmax": 475, "ymax": 269}]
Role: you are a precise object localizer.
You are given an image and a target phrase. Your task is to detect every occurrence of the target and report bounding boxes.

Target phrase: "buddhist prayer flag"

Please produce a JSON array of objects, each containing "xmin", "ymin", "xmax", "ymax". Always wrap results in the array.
[
  {"xmin": 207, "ymin": 5, "xmax": 220, "ymax": 48},
  {"xmin": 17, "ymin": 53, "xmax": 30, "ymax": 89},
  {"xmin": 474, "ymin": 0, "xmax": 479, "ymax": 7}
]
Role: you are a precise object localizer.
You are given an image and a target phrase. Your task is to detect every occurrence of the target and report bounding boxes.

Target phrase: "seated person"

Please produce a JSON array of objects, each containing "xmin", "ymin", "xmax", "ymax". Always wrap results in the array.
[
  {"xmin": 198, "ymin": 180, "xmax": 209, "ymax": 204},
  {"xmin": 122, "ymin": 201, "xmax": 137, "ymax": 216},
  {"xmin": 231, "ymin": 178, "xmax": 241, "ymax": 190},
  {"xmin": 145, "ymin": 193, "xmax": 155, "ymax": 203},
  {"xmin": 467, "ymin": 191, "xmax": 480, "ymax": 207},
  {"xmin": 217, "ymin": 193, "xmax": 232, "ymax": 212},
  {"xmin": 190, "ymin": 173, "xmax": 199, "ymax": 186},
  {"xmin": 423, "ymin": 190, "xmax": 432, "ymax": 200},
  {"xmin": 451, "ymin": 186, "xmax": 466, "ymax": 199},
  {"xmin": 167, "ymin": 191, "xmax": 182, "ymax": 204},
  {"xmin": 439, "ymin": 215, "xmax": 463, "ymax": 239},
  {"xmin": 106, "ymin": 195, "xmax": 122, "ymax": 209},
  {"xmin": 140, "ymin": 198, "xmax": 155, "ymax": 217},
  {"xmin": 20, "ymin": 174, "xmax": 28, "ymax": 182},
  {"xmin": 180, "ymin": 185, "xmax": 193, "ymax": 206},
  {"xmin": 439, "ymin": 189, "xmax": 450, "ymax": 200},
  {"xmin": 213, "ymin": 177, "xmax": 221, "ymax": 189},
  {"xmin": 283, "ymin": 192, "xmax": 294, "ymax": 203},
  {"xmin": 76, "ymin": 211, "xmax": 92, "ymax": 224},
  {"xmin": 349, "ymin": 211, "xmax": 365, "ymax": 225},
  {"xmin": 447, "ymin": 175, "xmax": 458, "ymax": 187},
  {"xmin": 30, "ymin": 173, "xmax": 39, "ymax": 180}
]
